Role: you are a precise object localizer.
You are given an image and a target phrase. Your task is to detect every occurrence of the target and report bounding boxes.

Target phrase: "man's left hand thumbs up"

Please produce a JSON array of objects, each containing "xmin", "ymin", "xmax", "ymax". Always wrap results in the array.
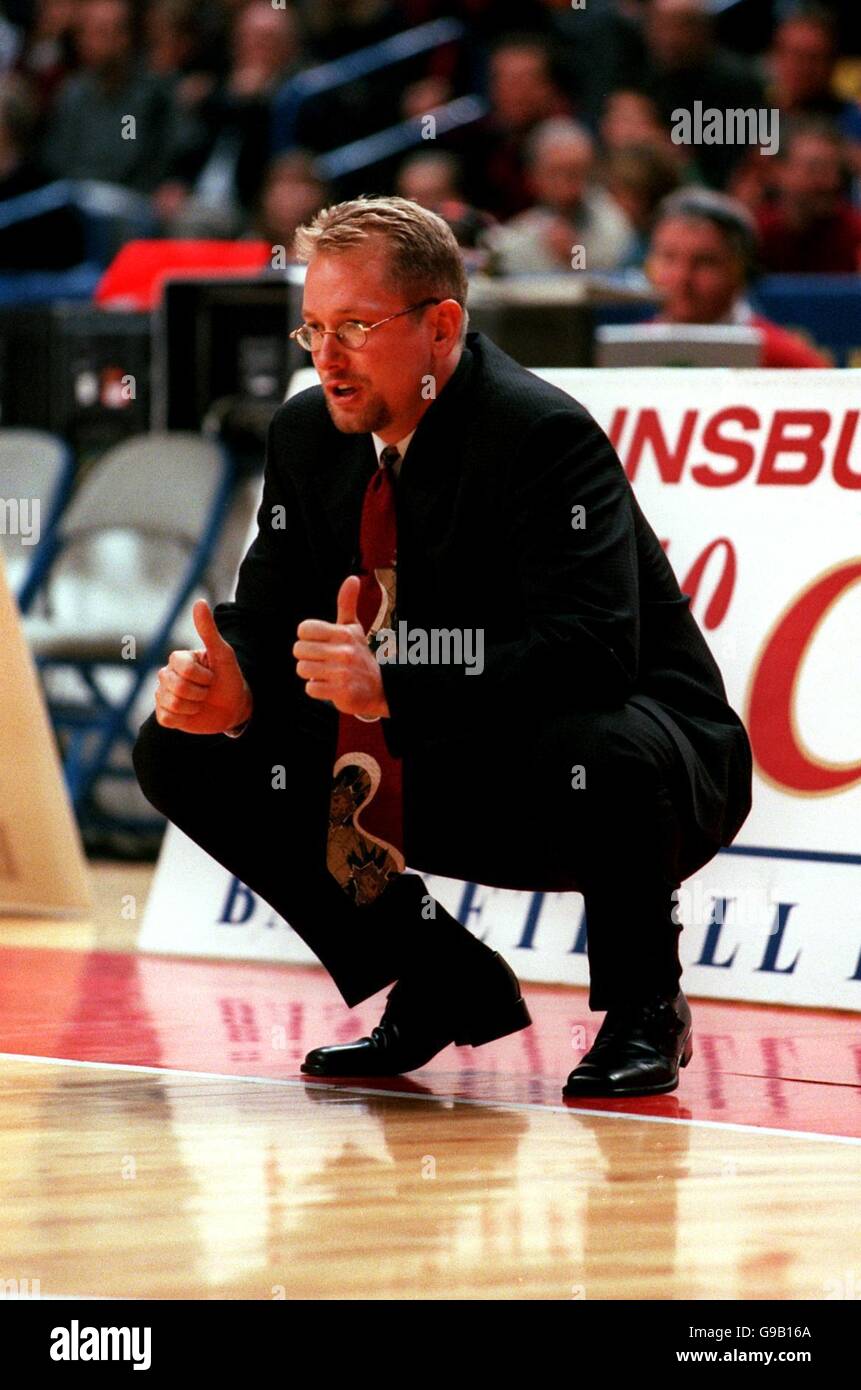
[
  {"xmin": 293, "ymin": 575, "xmax": 391, "ymax": 718},
  {"xmin": 335, "ymin": 573, "xmax": 363, "ymax": 631}
]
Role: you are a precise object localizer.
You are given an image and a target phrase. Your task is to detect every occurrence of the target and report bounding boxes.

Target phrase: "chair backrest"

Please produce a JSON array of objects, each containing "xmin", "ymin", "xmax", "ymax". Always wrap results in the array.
[
  {"xmin": 59, "ymin": 432, "xmax": 230, "ymax": 547},
  {"xmin": 0, "ymin": 429, "xmax": 74, "ymax": 595},
  {"xmin": 41, "ymin": 432, "xmax": 234, "ymax": 654},
  {"xmin": 0, "ymin": 428, "xmax": 72, "ymax": 533}
]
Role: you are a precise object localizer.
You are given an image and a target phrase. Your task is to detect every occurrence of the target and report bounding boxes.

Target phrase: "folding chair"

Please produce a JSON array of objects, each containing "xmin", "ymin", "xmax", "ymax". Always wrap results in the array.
[
  {"xmin": 24, "ymin": 432, "xmax": 235, "ymax": 825},
  {"xmin": 0, "ymin": 428, "xmax": 76, "ymax": 611}
]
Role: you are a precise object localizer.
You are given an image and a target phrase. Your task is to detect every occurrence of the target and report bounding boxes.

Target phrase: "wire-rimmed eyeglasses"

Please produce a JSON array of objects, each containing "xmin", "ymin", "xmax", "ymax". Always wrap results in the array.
[{"xmin": 289, "ymin": 298, "xmax": 442, "ymax": 352}]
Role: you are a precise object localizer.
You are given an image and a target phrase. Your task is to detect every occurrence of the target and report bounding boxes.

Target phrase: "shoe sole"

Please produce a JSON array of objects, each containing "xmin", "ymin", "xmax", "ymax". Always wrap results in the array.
[{"xmin": 561, "ymin": 1036, "xmax": 693, "ymax": 1099}]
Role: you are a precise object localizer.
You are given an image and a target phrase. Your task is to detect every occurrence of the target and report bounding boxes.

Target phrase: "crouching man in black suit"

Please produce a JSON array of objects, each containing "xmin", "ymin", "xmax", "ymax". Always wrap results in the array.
[{"xmin": 133, "ymin": 195, "xmax": 752, "ymax": 1098}]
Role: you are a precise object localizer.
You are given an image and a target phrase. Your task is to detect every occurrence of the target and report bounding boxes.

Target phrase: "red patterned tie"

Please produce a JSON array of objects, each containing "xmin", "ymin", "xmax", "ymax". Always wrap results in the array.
[{"xmin": 326, "ymin": 444, "xmax": 405, "ymax": 906}]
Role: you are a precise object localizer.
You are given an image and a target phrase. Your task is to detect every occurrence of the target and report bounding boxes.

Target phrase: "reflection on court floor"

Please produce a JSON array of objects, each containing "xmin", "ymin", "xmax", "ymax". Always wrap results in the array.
[
  {"xmin": 0, "ymin": 946, "xmax": 858, "ymax": 1137},
  {"xmin": 1, "ymin": 945, "xmax": 859, "ymax": 1300}
]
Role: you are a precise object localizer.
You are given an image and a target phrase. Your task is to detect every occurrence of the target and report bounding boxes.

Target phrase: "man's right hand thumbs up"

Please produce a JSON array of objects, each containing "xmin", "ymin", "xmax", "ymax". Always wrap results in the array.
[
  {"xmin": 192, "ymin": 598, "xmax": 233, "ymax": 665},
  {"xmin": 155, "ymin": 599, "xmax": 253, "ymax": 735}
]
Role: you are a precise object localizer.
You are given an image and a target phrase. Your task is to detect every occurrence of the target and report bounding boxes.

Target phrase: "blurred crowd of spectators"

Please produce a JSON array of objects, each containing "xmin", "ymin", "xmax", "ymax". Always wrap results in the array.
[{"xmin": 1, "ymin": 0, "xmax": 860, "ymax": 318}]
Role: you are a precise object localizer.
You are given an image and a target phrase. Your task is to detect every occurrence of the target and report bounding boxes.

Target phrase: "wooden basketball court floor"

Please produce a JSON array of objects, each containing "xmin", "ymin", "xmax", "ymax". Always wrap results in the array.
[{"xmin": 0, "ymin": 862, "xmax": 858, "ymax": 1301}]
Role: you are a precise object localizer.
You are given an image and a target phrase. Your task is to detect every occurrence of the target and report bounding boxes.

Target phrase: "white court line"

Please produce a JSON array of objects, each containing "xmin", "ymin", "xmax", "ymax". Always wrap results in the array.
[
  {"xmin": 2, "ymin": 1050, "xmax": 859, "ymax": 1147},
  {"xmin": 6, "ymin": 1050, "xmax": 861, "ymax": 1150}
]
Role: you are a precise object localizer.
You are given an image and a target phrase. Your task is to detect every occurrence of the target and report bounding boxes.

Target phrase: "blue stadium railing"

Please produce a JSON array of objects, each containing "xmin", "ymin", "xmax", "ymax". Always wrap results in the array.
[
  {"xmin": 0, "ymin": 178, "xmax": 159, "ymax": 305},
  {"xmin": 313, "ymin": 94, "xmax": 488, "ymax": 182},
  {"xmin": 0, "ymin": 178, "xmax": 158, "ymax": 264},
  {"xmin": 272, "ymin": 16, "xmax": 468, "ymax": 152}
]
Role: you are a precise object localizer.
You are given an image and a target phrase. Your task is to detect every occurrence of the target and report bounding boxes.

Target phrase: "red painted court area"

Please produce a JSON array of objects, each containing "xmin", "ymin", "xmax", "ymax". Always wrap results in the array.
[{"xmin": 0, "ymin": 946, "xmax": 858, "ymax": 1138}]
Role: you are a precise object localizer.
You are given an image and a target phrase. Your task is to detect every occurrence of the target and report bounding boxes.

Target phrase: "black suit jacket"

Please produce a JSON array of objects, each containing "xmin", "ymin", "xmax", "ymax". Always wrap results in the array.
[{"xmin": 214, "ymin": 330, "xmax": 753, "ymax": 871}]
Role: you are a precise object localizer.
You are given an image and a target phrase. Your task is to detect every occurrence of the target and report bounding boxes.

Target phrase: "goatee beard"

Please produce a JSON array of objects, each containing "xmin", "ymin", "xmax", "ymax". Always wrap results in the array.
[{"xmin": 324, "ymin": 395, "xmax": 391, "ymax": 435}]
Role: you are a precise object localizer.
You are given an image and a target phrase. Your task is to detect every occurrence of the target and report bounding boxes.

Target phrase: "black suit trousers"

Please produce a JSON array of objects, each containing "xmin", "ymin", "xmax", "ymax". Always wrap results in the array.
[{"xmin": 133, "ymin": 698, "xmax": 719, "ymax": 1012}]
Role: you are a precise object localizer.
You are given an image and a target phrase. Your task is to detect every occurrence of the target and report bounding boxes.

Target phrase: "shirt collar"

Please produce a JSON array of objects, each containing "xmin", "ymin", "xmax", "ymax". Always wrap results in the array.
[{"xmin": 371, "ymin": 428, "xmax": 416, "ymax": 468}]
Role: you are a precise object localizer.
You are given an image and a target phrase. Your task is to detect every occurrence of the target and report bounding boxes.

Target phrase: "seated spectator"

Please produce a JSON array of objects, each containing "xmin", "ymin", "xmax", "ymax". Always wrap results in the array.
[
  {"xmin": 601, "ymin": 89, "xmax": 676, "ymax": 158},
  {"xmin": 160, "ymin": 1, "xmax": 305, "ymax": 235},
  {"xmin": 635, "ymin": 0, "xmax": 765, "ymax": 190},
  {"xmin": 604, "ymin": 144, "xmax": 682, "ymax": 267},
  {"xmin": 146, "ymin": 0, "xmax": 225, "ymax": 101},
  {"xmin": 645, "ymin": 187, "xmax": 830, "ymax": 366},
  {"xmin": 286, "ymin": 0, "xmax": 418, "ymax": 156},
  {"xmin": 13, "ymin": 0, "xmax": 77, "ymax": 117},
  {"xmin": 767, "ymin": 5, "xmax": 861, "ymax": 148},
  {"xmin": 452, "ymin": 32, "xmax": 573, "ymax": 221},
  {"xmin": 757, "ymin": 120, "xmax": 861, "ymax": 272},
  {"xmin": 399, "ymin": 74, "xmax": 454, "ymax": 123},
  {"xmin": 144, "ymin": 0, "xmax": 227, "ymax": 226},
  {"xmin": 0, "ymin": 71, "xmax": 45, "ymax": 201},
  {"xmin": 530, "ymin": 0, "xmax": 646, "ymax": 128},
  {"xmin": 767, "ymin": 6, "xmax": 861, "ymax": 198},
  {"xmin": 483, "ymin": 117, "xmax": 636, "ymax": 273},
  {"xmin": 395, "ymin": 149, "xmax": 497, "ymax": 270},
  {"xmin": 0, "ymin": 71, "xmax": 85, "ymax": 267},
  {"xmin": 40, "ymin": 0, "xmax": 196, "ymax": 196},
  {"xmin": 600, "ymin": 87, "xmax": 700, "ymax": 181},
  {"xmin": 726, "ymin": 143, "xmax": 780, "ymax": 219},
  {"xmin": 294, "ymin": 0, "xmax": 400, "ymax": 63},
  {"xmin": 397, "ymin": 149, "xmax": 462, "ymax": 210},
  {"xmin": 248, "ymin": 149, "xmax": 328, "ymax": 248}
]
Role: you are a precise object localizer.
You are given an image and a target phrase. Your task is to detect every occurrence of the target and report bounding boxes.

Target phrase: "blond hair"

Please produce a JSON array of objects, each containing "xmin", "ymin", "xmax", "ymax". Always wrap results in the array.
[{"xmin": 292, "ymin": 194, "xmax": 469, "ymax": 344}]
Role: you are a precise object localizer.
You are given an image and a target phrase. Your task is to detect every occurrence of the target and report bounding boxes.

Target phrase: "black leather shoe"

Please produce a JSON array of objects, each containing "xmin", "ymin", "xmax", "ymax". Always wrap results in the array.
[
  {"xmin": 562, "ymin": 990, "xmax": 693, "ymax": 1099},
  {"xmin": 300, "ymin": 951, "xmax": 532, "ymax": 1077}
]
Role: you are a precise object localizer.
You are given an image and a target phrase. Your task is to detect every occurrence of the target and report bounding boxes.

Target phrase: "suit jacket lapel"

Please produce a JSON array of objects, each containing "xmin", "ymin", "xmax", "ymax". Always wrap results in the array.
[
  {"xmin": 395, "ymin": 342, "xmax": 476, "ymax": 540},
  {"xmin": 313, "ymin": 431, "xmax": 377, "ymax": 572}
]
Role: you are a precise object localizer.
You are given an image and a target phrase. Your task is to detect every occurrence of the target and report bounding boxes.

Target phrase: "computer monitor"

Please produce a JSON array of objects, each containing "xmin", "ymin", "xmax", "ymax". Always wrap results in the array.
[
  {"xmin": 596, "ymin": 323, "xmax": 762, "ymax": 367},
  {"xmin": 0, "ymin": 303, "xmax": 151, "ymax": 464},
  {"xmin": 153, "ymin": 268, "xmax": 307, "ymax": 431},
  {"xmin": 466, "ymin": 275, "xmax": 594, "ymax": 367}
]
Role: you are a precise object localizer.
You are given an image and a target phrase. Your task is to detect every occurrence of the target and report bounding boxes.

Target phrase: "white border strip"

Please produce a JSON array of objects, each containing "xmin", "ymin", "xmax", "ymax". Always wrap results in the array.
[{"xmin": 2, "ymin": 1051, "xmax": 859, "ymax": 1147}]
